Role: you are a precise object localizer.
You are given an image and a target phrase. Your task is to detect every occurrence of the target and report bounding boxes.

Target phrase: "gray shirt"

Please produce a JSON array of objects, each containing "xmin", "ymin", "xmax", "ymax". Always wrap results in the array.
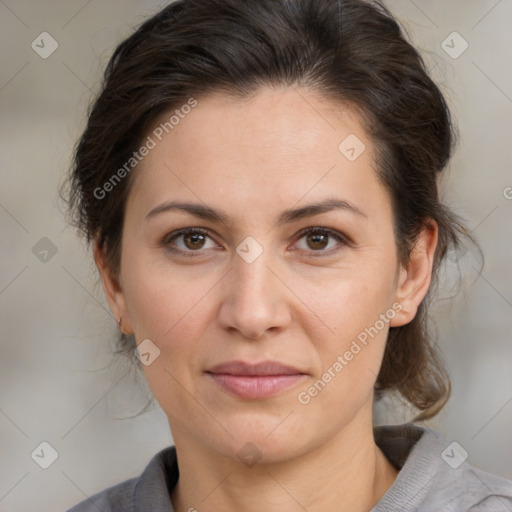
[{"xmin": 66, "ymin": 423, "xmax": 512, "ymax": 511}]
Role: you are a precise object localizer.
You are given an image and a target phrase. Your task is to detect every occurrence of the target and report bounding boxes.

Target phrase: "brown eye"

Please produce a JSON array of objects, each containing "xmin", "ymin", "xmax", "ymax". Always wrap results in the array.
[
  {"xmin": 294, "ymin": 227, "xmax": 346, "ymax": 255},
  {"xmin": 183, "ymin": 232, "xmax": 206, "ymax": 250},
  {"xmin": 306, "ymin": 232, "xmax": 329, "ymax": 250},
  {"xmin": 165, "ymin": 228, "xmax": 218, "ymax": 255}
]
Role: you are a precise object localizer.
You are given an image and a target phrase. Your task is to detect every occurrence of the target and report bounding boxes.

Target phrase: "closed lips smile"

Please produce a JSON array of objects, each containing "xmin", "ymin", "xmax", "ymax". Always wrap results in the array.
[{"xmin": 206, "ymin": 360, "xmax": 307, "ymax": 399}]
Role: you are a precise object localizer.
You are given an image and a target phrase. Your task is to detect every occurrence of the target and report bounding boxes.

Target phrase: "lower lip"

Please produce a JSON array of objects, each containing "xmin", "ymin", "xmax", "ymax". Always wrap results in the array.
[{"xmin": 207, "ymin": 373, "xmax": 306, "ymax": 399}]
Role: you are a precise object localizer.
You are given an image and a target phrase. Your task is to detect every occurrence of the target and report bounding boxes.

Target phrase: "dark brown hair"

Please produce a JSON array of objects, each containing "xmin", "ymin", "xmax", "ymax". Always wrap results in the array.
[{"xmin": 61, "ymin": 0, "xmax": 480, "ymax": 421}]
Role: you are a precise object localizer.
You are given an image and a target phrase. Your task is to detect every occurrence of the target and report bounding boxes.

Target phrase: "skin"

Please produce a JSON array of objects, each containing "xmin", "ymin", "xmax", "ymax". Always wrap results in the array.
[{"xmin": 94, "ymin": 86, "xmax": 438, "ymax": 512}]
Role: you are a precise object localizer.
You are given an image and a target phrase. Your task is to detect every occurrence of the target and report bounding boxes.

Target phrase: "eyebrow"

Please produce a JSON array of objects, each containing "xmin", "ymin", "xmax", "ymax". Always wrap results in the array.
[{"xmin": 144, "ymin": 197, "xmax": 367, "ymax": 226}]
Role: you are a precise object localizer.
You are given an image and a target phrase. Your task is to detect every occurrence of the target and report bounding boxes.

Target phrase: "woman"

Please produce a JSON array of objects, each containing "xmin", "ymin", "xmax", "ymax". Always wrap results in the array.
[{"xmin": 63, "ymin": 0, "xmax": 512, "ymax": 510}]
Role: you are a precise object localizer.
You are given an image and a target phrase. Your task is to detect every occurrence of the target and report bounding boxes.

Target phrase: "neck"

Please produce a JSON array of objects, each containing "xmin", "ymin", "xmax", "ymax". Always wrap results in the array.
[{"xmin": 170, "ymin": 407, "xmax": 398, "ymax": 512}]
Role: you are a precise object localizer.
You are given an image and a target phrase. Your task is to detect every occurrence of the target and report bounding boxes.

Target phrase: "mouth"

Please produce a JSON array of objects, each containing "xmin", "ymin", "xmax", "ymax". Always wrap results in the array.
[{"xmin": 205, "ymin": 360, "xmax": 307, "ymax": 399}]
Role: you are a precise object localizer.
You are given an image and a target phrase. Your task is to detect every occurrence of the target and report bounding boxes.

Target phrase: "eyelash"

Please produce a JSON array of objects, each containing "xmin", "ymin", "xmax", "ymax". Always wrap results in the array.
[{"xmin": 163, "ymin": 227, "xmax": 349, "ymax": 259}]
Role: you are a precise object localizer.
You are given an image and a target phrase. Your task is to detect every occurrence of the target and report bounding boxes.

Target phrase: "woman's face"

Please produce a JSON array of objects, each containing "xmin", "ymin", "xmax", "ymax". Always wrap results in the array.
[{"xmin": 97, "ymin": 86, "xmax": 433, "ymax": 463}]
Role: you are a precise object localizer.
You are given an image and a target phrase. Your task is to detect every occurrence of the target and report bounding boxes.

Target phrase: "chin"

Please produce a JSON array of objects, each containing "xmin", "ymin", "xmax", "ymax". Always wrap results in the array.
[{"xmin": 206, "ymin": 416, "xmax": 311, "ymax": 465}]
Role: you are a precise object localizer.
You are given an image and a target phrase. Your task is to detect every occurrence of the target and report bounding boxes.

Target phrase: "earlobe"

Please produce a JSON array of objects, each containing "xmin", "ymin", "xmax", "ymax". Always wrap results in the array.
[
  {"xmin": 93, "ymin": 237, "xmax": 134, "ymax": 335},
  {"xmin": 390, "ymin": 221, "xmax": 438, "ymax": 328}
]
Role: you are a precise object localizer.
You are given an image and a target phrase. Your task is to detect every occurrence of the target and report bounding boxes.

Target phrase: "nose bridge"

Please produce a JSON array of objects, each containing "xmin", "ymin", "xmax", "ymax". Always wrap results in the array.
[
  {"xmin": 234, "ymin": 250, "xmax": 272, "ymax": 299},
  {"xmin": 219, "ymin": 242, "xmax": 290, "ymax": 339},
  {"xmin": 233, "ymin": 234, "xmax": 275, "ymax": 294}
]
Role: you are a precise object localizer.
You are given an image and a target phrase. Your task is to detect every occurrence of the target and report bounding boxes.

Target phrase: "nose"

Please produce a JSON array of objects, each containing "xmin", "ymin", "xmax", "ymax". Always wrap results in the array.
[{"xmin": 217, "ymin": 248, "xmax": 292, "ymax": 341}]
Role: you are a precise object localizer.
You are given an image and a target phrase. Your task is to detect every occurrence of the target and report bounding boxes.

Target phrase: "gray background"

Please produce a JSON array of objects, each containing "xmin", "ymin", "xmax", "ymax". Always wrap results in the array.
[{"xmin": 0, "ymin": 1, "xmax": 511, "ymax": 511}]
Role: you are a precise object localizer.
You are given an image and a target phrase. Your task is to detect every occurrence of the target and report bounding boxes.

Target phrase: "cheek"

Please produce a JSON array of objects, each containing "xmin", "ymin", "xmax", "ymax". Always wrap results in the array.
[
  {"xmin": 122, "ymin": 250, "xmax": 215, "ymax": 341},
  {"xmin": 289, "ymin": 255, "xmax": 397, "ymax": 404},
  {"xmin": 124, "ymin": 255, "xmax": 214, "ymax": 415},
  {"xmin": 293, "ymin": 274, "xmax": 393, "ymax": 421},
  {"xmin": 294, "ymin": 261, "xmax": 396, "ymax": 345}
]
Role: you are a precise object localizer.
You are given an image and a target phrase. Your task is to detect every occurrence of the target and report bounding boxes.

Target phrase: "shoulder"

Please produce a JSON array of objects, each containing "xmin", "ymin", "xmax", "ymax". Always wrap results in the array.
[
  {"xmin": 65, "ymin": 446, "xmax": 178, "ymax": 512},
  {"xmin": 442, "ymin": 464, "xmax": 512, "ymax": 512},
  {"xmin": 428, "ymin": 463, "xmax": 512, "ymax": 512},
  {"xmin": 66, "ymin": 477, "xmax": 137, "ymax": 512},
  {"xmin": 372, "ymin": 423, "xmax": 512, "ymax": 512}
]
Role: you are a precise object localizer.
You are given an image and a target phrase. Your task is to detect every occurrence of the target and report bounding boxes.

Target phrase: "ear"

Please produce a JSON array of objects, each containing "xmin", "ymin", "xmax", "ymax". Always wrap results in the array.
[
  {"xmin": 93, "ymin": 236, "xmax": 134, "ymax": 335},
  {"xmin": 390, "ymin": 220, "xmax": 438, "ymax": 327}
]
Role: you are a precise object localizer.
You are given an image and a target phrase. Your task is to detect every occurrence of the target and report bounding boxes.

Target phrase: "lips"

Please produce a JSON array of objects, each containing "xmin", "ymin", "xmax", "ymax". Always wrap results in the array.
[
  {"xmin": 206, "ymin": 360, "xmax": 307, "ymax": 399},
  {"xmin": 207, "ymin": 360, "xmax": 304, "ymax": 376}
]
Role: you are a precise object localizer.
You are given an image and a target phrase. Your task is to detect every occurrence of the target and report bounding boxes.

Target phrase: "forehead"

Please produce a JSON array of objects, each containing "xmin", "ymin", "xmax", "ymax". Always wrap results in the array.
[{"xmin": 125, "ymin": 86, "xmax": 391, "ymax": 227}]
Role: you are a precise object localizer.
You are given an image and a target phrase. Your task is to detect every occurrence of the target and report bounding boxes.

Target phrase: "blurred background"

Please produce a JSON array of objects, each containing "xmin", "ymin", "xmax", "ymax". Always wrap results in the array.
[{"xmin": 0, "ymin": 1, "xmax": 511, "ymax": 510}]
